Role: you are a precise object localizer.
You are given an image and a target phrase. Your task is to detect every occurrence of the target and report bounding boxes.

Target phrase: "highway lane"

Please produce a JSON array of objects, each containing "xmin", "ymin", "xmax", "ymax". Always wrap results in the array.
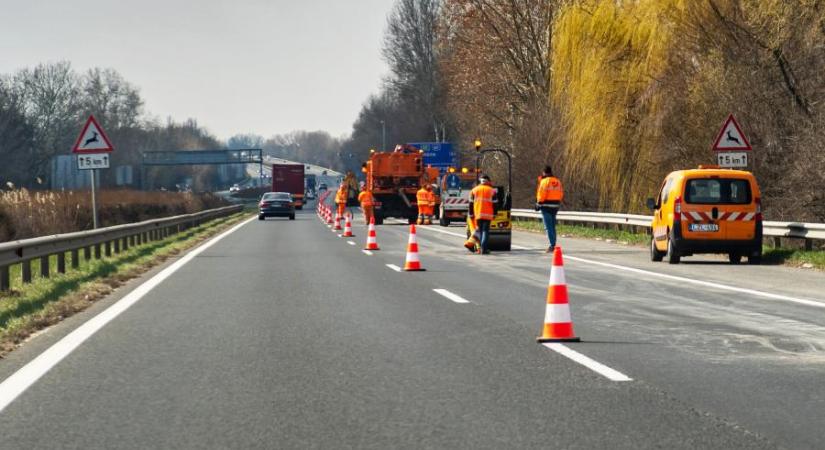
[
  {"xmin": 0, "ymin": 203, "xmax": 820, "ymax": 448},
  {"xmin": 346, "ymin": 210, "xmax": 825, "ymax": 449}
]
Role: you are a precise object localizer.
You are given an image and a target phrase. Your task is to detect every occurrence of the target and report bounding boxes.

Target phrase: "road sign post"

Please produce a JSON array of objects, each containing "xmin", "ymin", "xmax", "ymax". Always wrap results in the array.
[{"xmin": 73, "ymin": 115, "xmax": 114, "ymax": 229}]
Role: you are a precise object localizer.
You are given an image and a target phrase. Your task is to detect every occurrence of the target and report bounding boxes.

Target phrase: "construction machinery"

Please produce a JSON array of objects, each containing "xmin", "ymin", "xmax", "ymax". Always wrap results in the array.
[
  {"xmin": 466, "ymin": 141, "xmax": 513, "ymax": 251},
  {"xmin": 437, "ymin": 167, "xmax": 475, "ymax": 226},
  {"xmin": 363, "ymin": 145, "xmax": 440, "ymax": 225}
]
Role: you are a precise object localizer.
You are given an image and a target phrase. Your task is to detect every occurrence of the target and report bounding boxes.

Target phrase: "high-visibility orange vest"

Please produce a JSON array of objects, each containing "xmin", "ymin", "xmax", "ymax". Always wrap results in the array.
[
  {"xmin": 426, "ymin": 190, "xmax": 436, "ymax": 206},
  {"xmin": 335, "ymin": 187, "xmax": 347, "ymax": 204},
  {"xmin": 358, "ymin": 190, "xmax": 374, "ymax": 207},
  {"xmin": 536, "ymin": 176, "xmax": 564, "ymax": 203},
  {"xmin": 471, "ymin": 184, "xmax": 496, "ymax": 220},
  {"xmin": 416, "ymin": 188, "xmax": 429, "ymax": 207}
]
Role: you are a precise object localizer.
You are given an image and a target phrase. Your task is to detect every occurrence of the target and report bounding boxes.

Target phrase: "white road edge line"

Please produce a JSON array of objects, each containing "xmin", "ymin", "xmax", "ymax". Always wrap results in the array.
[
  {"xmin": 362, "ymin": 250, "xmax": 373, "ymax": 256},
  {"xmin": 403, "ymin": 220, "xmax": 825, "ymax": 309},
  {"xmin": 433, "ymin": 288, "xmax": 470, "ymax": 304},
  {"xmin": 386, "ymin": 264, "xmax": 402, "ymax": 272},
  {"xmin": 564, "ymin": 255, "xmax": 825, "ymax": 309},
  {"xmin": 347, "ymin": 241, "xmax": 356, "ymax": 246},
  {"xmin": 542, "ymin": 343, "xmax": 632, "ymax": 382},
  {"xmin": 0, "ymin": 216, "xmax": 257, "ymax": 414}
]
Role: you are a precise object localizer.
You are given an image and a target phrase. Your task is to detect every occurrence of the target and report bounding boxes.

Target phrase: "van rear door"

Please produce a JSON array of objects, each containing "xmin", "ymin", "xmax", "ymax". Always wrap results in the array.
[{"xmin": 683, "ymin": 176, "xmax": 755, "ymax": 241}]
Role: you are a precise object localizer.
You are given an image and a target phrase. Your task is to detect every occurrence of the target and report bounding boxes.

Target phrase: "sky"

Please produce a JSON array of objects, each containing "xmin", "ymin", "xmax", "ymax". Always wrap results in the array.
[{"xmin": 0, "ymin": 0, "xmax": 395, "ymax": 140}]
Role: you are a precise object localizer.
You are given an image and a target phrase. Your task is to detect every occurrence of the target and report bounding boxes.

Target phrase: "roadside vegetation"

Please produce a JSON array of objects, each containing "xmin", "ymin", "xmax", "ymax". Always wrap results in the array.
[
  {"xmin": 0, "ymin": 189, "xmax": 227, "ymax": 241},
  {"xmin": 0, "ymin": 211, "xmax": 250, "ymax": 357}
]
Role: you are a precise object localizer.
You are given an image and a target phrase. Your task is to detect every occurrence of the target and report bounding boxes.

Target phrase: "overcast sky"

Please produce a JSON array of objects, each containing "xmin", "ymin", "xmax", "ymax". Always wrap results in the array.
[{"xmin": 0, "ymin": 0, "xmax": 395, "ymax": 140}]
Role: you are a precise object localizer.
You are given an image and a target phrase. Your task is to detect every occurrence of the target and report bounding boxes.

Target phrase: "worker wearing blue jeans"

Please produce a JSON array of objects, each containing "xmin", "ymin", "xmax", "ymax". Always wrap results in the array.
[
  {"xmin": 536, "ymin": 166, "xmax": 564, "ymax": 252},
  {"xmin": 541, "ymin": 207, "xmax": 558, "ymax": 249}
]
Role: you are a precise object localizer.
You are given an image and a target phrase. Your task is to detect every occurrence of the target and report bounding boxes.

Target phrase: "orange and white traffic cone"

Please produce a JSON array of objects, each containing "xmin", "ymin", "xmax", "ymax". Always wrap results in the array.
[
  {"xmin": 325, "ymin": 207, "xmax": 333, "ymax": 225},
  {"xmin": 364, "ymin": 217, "xmax": 380, "ymax": 250},
  {"xmin": 403, "ymin": 224, "xmax": 425, "ymax": 271},
  {"xmin": 537, "ymin": 246, "xmax": 579, "ymax": 342},
  {"xmin": 342, "ymin": 213, "xmax": 354, "ymax": 237}
]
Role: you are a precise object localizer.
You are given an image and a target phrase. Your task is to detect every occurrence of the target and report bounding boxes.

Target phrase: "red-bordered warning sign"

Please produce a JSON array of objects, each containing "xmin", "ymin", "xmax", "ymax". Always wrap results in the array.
[
  {"xmin": 72, "ymin": 115, "xmax": 114, "ymax": 154},
  {"xmin": 712, "ymin": 114, "xmax": 752, "ymax": 151}
]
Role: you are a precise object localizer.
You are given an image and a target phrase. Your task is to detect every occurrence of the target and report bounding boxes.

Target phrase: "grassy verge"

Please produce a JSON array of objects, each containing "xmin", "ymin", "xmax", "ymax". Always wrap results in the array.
[
  {"xmin": 513, "ymin": 218, "xmax": 649, "ymax": 246},
  {"xmin": 513, "ymin": 218, "xmax": 825, "ymax": 270},
  {"xmin": 0, "ymin": 212, "xmax": 252, "ymax": 357},
  {"xmin": 762, "ymin": 248, "xmax": 825, "ymax": 269}
]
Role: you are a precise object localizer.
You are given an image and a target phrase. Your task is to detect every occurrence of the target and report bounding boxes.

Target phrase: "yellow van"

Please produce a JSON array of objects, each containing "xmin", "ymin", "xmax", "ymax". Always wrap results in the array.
[{"xmin": 647, "ymin": 166, "xmax": 762, "ymax": 264}]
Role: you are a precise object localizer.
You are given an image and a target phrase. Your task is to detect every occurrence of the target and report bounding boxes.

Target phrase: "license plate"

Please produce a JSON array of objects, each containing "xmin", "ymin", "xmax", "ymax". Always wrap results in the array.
[{"xmin": 689, "ymin": 223, "xmax": 719, "ymax": 232}]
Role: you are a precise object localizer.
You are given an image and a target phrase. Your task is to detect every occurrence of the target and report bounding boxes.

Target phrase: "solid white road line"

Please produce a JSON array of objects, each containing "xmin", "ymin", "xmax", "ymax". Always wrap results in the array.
[
  {"xmin": 400, "ymin": 220, "xmax": 825, "ymax": 309},
  {"xmin": 362, "ymin": 250, "xmax": 373, "ymax": 256},
  {"xmin": 0, "ymin": 216, "xmax": 257, "ymax": 414},
  {"xmin": 542, "ymin": 343, "xmax": 632, "ymax": 382},
  {"xmin": 386, "ymin": 264, "xmax": 402, "ymax": 272},
  {"xmin": 565, "ymin": 255, "xmax": 825, "ymax": 309},
  {"xmin": 347, "ymin": 241, "xmax": 356, "ymax": 246},
  {"xmin": 433, "ymin": 288, "xmax": 470, "ymax": 304}
]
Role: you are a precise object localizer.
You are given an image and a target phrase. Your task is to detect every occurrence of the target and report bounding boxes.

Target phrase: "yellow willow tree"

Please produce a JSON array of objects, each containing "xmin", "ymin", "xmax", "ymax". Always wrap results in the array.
[{"xmin": 551, "ymin": 0, "xmax": 684, "ymax": 211}]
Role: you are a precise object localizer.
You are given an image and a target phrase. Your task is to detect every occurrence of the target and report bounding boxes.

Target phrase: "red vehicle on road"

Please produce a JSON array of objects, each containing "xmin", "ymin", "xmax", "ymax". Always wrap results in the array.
[{"xmin": 271, "ymin": 163, "xmax": 305, "ymax": 210}]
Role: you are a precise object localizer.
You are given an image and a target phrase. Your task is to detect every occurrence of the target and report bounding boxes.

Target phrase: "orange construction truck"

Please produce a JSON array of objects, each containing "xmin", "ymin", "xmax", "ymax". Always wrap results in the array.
[{"xmin": 363, "ymin": 145, "xmax": 439, "ymax": 225}]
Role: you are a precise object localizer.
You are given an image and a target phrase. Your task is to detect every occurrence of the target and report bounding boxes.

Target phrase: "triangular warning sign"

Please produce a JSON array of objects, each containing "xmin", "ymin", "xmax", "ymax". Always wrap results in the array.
[
  {"xmin": 712, "ymin": 114, "xmax": 751, "ymax": 151},
  {"xmin": 72, "ymin": 115, "xmax": 114, "ymax": 153}
]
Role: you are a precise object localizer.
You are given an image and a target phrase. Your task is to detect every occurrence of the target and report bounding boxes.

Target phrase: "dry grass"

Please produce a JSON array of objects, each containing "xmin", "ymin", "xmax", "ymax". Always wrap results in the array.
[{"xmin": 0, "ymin": 189, "xmax": 227, "ymax": 241}]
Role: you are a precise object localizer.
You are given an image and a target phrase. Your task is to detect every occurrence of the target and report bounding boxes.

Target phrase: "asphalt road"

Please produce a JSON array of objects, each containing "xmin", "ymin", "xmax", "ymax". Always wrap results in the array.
[{"xmin": 0, "ymin": 201, "xmax": 823, "ymax": 449}]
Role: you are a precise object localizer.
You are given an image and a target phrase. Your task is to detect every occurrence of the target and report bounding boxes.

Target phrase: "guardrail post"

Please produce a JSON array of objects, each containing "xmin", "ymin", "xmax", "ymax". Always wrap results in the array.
[
  {"xmin": 1, "ymin": 266, "xmax": 9, "ymax": 291},
  {"xmin": 113, "ymin": 239, "xmax": 120, "ymax": 254},
  {"xmin": 105, "ymin": 241, "xmax": 112, "ymax": 257},
  {"xmin": 773, "ymin": 237, "xmax": 781, "ymax": 248},
  {"xmin": 72, "ymin": 249, "xmax": 80, "ymax": 269},
  {"xmin": 805, "ymin": 239, "xmax": 812, "ymax": 251},
  {"xmin": 57, "ymin": 252, "xmax": 66, "ymax": 274},
  {"xmin": 94, "ymin": 244, "xmax": 101, "ymax": 259},
  {"xmin": 40, "ymin": 256, "xmax": 49, "ymax": 278},
  {"xmin": 21, "ymin": 260, "xmax": 31, "ymax": 283},
  {"xmin": 122, "ymin": 237, "xmax": 129, "ymax": 251}
]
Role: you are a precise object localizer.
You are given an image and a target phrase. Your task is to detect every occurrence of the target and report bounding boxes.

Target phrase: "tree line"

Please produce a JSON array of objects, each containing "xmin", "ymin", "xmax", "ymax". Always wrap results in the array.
[
  {"xmin": 342, "ymin": 0, "xmax": 825, "ymax": 221},
  {"xmin": 0, "ymin": 62, "xmax": 226, "ymax": 191}
]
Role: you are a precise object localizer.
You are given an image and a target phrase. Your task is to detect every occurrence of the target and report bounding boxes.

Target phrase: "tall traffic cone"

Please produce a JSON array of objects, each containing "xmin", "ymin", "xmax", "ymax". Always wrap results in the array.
[
  {"xmin": 402, "ymin": 224, "xmax": 425, "ymax": 271},
  {"xmin": 334, "ymin": 212, "xmax": 342, "ymax": 231},
  {"xmin": 364, "ymin": 217, "xmax": 380, "ymax": 250},
  {"xmin": 537, "ymin": 246, "xmax": 579, "ymax": 342},
  {"xmin": 342, "ymin": 213, "xmax": 354, "ymax": 237}
]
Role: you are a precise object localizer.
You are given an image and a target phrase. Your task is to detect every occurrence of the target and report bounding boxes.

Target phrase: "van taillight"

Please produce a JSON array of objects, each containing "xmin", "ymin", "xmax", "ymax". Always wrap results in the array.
[
  {"xmin": 755, "ymin": 197, "xmax": 762, "ymax": 221},
  {"xmin": 674, "ymin": 196, "xmax": 682, "ymax": 215}
]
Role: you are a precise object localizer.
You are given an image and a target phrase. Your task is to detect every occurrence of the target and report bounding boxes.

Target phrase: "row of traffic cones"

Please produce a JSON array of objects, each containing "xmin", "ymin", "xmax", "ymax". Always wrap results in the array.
[{"xmin": 315, "ymin": 202, "xmax": 577, "ymax": 341}]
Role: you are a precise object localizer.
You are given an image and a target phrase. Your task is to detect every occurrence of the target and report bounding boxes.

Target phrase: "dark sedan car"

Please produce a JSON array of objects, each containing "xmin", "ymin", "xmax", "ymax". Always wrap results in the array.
[{"xmin": 258, "ymin": 192, "xmax": 295, "ymax": 220}]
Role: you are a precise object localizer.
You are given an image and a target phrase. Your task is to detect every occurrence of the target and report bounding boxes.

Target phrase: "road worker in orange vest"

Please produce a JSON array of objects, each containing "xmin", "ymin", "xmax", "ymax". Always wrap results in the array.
[
  {"xmin": 358, "ymin": 186, "xmax": 375, "ymax": 225},
  {"xmin": 416, "ymin": 184, "xmax": 434, "ymax": 225},
  {"xmin": 536, "ymin": 165, "xmax": 564, "ymax": 252},
  {"xmin": 466, "ymin": 174, "xmax": 497, "ymax": 254},
  {"xmin": 335, "ymin": 183, "xmax": 348, "ymax": 217}
]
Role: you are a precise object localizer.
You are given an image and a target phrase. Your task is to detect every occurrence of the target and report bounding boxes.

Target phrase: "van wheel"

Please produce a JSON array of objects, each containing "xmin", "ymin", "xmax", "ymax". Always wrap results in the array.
[
  {"xmin": 728, "ymin": 253, "xmax": 742, "ymax": 264},
  {"xmin": 439, "ymin": 217, "xmax": 450, "ymax": 227},
  {"xmin": 650, "ymin": 238, "xmax": 664, "ymax": 262},
  {"xmin": 748, "ymin": 249, "xmax": 762, "ymax": 265},
  {"xmin": 666, "ymin": 238, "xmax": 680, "ymax": 264},
  {"xmin": 289, "ymin": 214, "xmax": 295, "ymax": 220}
]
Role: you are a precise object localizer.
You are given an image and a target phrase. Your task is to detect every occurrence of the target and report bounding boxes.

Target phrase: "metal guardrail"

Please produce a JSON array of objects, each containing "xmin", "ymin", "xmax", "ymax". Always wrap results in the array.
[
  {"xmin": 0, "ymin": 205, "xmax": 244, "ymax": 291},
  {"xmin": 512, "ymin": 209, "xmax": 825, "ymax": 249}
]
